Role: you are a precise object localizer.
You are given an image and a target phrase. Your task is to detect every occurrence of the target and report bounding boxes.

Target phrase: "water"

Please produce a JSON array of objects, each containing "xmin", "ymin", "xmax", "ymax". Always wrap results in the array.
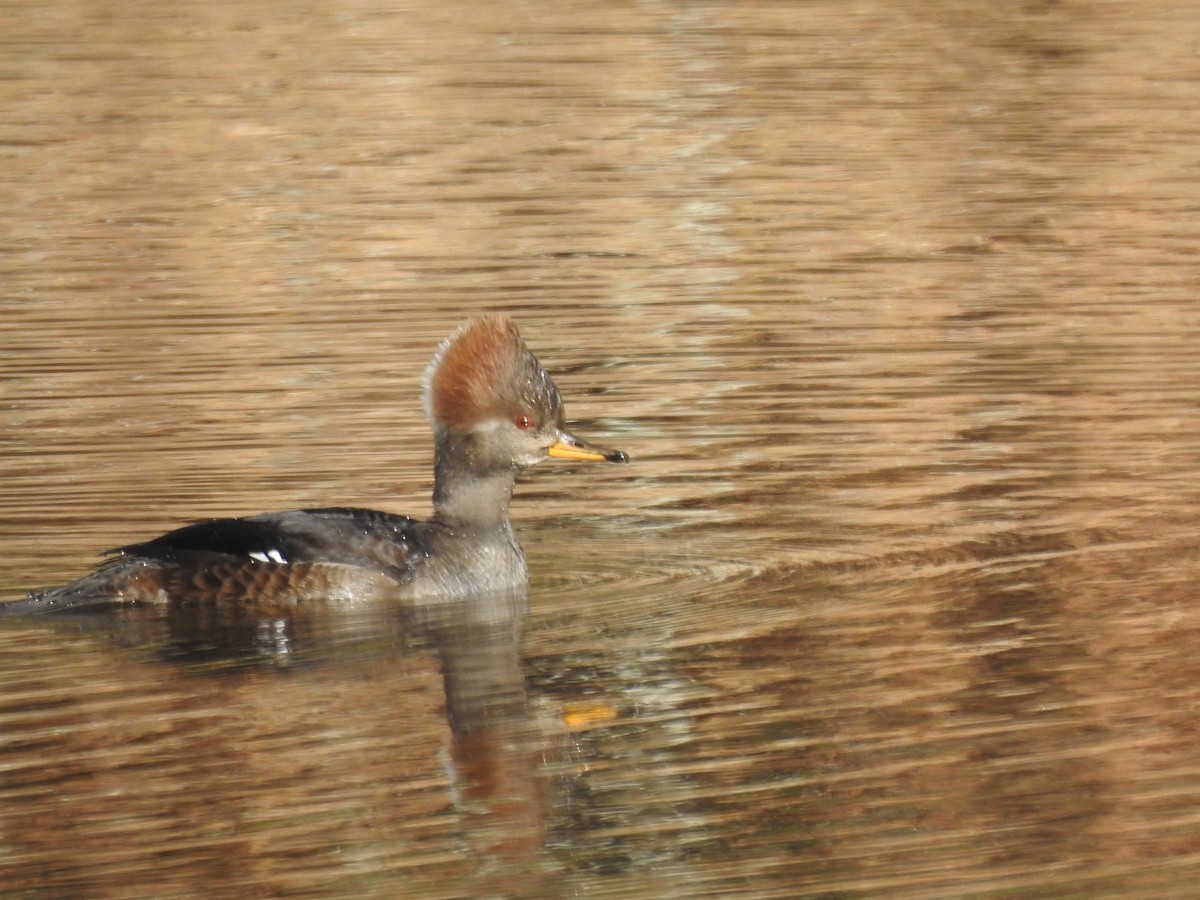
[{"xmin": 3, "ymin": 1, "xmax": 1200, "ymax": 896}]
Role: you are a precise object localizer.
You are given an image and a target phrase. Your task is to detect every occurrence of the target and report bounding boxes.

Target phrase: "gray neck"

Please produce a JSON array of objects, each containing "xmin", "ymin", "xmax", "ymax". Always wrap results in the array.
[{"xmin": 431, "ymin": 434, "xmax": 519, "ymax": 528}]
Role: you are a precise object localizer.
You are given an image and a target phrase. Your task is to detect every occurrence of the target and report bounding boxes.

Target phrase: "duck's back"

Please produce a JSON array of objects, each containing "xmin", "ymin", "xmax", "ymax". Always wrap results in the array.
[{"xmin": 6, "ymin": 507, "xmax": 430, "ymax": 614}]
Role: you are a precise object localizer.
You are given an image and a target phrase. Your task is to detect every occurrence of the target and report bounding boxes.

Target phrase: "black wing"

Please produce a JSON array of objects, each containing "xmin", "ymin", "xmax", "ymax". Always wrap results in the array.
[
  {"xmin": 111, "ymin": 507, "xmax": 429, "ymax": 581},
  {"xmin": 2, "ymin": 508, "xmax": 430, "ymax": 616}
]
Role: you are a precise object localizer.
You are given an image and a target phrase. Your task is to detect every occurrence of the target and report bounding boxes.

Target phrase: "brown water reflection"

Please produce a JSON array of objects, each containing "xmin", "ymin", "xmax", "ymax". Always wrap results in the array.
[
  {"xmin": 5, "ymin": 0, "xmax": 1200, "ymax": 896},
  {"xmin": 0, "ymin": 592, "xmax": 564, "ymax": 897}
]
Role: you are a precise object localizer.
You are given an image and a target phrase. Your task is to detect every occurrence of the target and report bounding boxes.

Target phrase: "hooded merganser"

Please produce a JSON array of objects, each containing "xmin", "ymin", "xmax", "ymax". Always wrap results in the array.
[{"xmin": 7, "ymin": 316, "xmax": 627, "ymax": 613}]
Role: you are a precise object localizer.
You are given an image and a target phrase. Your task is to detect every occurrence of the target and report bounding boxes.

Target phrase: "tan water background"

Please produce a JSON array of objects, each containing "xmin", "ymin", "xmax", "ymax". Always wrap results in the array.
[{"xmin": 3, "ymin": 1, "xmax": 1200, "ymax": 897}]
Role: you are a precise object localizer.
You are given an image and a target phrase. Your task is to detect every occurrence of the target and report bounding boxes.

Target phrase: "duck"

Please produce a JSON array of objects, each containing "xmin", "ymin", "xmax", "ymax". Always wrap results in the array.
[{"xmin": 6, "ymin": 316, "xmax": 627, "ymax": 613}]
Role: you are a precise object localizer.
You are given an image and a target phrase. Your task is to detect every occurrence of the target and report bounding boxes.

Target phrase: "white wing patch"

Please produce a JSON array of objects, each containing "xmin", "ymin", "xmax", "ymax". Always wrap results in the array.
[{"xmin": 248, "ymin": 549, "xmax": 288, "ymax": 564}]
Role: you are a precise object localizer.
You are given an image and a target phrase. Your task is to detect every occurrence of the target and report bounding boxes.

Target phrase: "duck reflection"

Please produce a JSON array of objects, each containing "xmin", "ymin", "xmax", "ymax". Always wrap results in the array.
[
  {"xmin": 1, "ymin": 589, "xmax": 576, "ymax": 891},
  {"xmin": 215, "ymin": 588, "xmax": 559, "ymax": 855},
  {"xmin": 418, "ymin": 590, "xmax": 561, "ymax": 864}
]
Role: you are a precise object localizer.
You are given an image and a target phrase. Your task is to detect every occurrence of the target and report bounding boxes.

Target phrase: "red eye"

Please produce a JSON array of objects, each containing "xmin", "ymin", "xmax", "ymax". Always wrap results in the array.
[{"xmin": 514, "ymin": 414, "xmax": 533, "ymax": 430}]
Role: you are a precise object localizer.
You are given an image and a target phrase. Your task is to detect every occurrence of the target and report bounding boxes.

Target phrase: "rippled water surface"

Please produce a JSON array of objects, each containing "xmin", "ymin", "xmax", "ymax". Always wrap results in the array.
[{"xmin": 4, "ymin": 1, "xmax": 1200, "ymax": 897}]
